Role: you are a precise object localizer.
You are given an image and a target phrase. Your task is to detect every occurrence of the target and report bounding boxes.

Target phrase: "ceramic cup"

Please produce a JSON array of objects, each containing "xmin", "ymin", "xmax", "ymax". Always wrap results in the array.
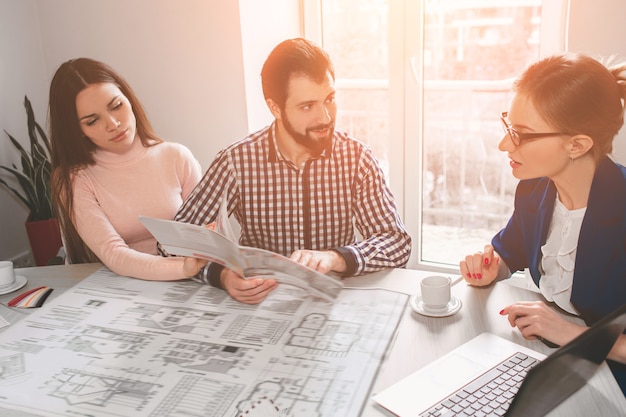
[
  {"xmin": 0, "ymin": 261, "xmax": 16, "ymax": 290},
  {"xmin": 420, "ymin": 275, "xmax": 451, "ymax": 310}
]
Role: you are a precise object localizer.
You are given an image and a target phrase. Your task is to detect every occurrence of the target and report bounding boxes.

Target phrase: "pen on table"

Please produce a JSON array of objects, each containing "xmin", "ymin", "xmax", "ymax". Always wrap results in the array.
[
  {"xmin": 451, "ymin": 276, "xmax": 464, "ymax": 287},
  {"xmin": 8, "ymin": 286, "xmax": 54, "ymax": 308},
  {"xmin": 33, "ymin": 288, "xmax": 54, "ymax": 308},
  {"xmin": 8, "ymin": 286, "xmax": 46, "ymax": 307}
]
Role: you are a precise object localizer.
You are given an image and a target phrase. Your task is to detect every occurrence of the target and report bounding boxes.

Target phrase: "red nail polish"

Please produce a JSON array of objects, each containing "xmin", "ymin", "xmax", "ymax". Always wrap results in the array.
[
  {"xmin": 471, "ymin": 273, "xmax": 476, "ymax": 279},
  {"xmin": 477, "ymin": 273, "xmax": 482, "ymax": 279},
  {"xmin": 466, "ymin": 273, "xmax": 471, "ymax": 278},
  {"xmin": 484, "ymin": 258, "xmax": 489, "ymax": 266},
  {"xmin": 499, "ymin": 309, "xmax": 505, "ymax": 315}
]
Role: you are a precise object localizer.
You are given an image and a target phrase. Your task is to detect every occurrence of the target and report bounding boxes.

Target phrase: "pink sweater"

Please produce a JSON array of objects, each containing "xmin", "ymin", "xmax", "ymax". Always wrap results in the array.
[{"xmin": 72, "ymin": 139, "xmax": 202, "ymax": 280}]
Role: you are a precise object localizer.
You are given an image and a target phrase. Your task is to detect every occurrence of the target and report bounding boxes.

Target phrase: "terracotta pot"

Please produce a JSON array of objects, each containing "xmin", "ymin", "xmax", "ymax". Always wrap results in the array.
[{"xmin": 25, "ymin": 218, "xmax": 63, "ymax": 266}]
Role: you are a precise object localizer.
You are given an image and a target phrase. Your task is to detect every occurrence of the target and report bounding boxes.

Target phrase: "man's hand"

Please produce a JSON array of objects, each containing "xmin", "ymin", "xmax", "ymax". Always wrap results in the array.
[
  {"xmin": 289, "ymin": 249, "xmax": 346, "ymax": 274},
  {"xmin": 221, "ymin": 267, "xmax": 278, "ymax": 304}
]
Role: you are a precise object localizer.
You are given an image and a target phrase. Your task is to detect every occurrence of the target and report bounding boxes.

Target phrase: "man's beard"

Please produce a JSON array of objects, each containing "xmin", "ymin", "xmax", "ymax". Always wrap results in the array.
[{"xmin": 283, "ymin": 114, "xmax": 334, "ymax": 155}]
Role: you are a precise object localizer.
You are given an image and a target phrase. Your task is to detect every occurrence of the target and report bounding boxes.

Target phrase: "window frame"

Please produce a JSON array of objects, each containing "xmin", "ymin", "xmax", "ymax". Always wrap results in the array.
[{"xmin": 303, "ymin": 0, "xmax": 569, "ymax": 272}]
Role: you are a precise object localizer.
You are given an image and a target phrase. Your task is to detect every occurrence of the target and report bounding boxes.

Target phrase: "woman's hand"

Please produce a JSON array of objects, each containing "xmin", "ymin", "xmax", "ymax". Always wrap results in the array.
[
  {"xmin": 500, "ymin": 301, "xmax": 586, "ymax": 347},
  {"xmin": 180, "ymin": 222, "xmax": 215, "ymax": 278},
  {"xmin": 221, "ymin": 267, "xmax": 278, "ymax": 304},
  {"xmin": 460, "ymin": 244, "xmax": 502, "ymax": 286},
  {"xmin": 182, "ymin": 257, "xmax": 208, "ymax": 277}
]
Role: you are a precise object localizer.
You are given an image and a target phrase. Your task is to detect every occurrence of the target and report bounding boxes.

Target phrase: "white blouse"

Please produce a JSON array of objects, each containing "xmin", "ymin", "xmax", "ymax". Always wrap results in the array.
[{"xmin": 534, "ymin": 197, "xmax": 586, "ymax": 315}]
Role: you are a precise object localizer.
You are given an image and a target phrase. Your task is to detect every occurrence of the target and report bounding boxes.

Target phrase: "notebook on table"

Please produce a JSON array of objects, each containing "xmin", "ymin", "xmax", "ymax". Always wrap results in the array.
[{"xmin": 373, "ymin": 304, "xmax": 626, "ymax": 417}]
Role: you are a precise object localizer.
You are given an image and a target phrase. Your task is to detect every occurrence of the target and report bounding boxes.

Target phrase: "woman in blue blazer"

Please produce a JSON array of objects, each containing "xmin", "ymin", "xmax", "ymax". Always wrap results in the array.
[{"xmin": 460, "ymin": 52, "xmax": 626, "ymax": 394}]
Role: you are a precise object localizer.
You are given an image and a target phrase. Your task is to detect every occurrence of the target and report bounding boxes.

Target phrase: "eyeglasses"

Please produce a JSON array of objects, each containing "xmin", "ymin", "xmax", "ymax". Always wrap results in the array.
[{"xmin": 500, "ymin": 112, "xmax": 564, "ymax": 147}]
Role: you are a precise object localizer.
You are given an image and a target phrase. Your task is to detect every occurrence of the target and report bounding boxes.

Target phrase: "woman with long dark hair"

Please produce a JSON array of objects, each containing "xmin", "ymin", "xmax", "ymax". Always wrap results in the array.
[{"xmin": 49, "ymin": 58, "xmax": 204, "ymax": 280}]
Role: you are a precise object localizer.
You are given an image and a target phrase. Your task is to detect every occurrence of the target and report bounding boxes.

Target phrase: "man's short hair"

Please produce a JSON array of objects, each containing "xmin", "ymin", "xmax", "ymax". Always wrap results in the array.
[{"xmin": 261, "ymin": 38, "xmax": 335, "ymax": 108}]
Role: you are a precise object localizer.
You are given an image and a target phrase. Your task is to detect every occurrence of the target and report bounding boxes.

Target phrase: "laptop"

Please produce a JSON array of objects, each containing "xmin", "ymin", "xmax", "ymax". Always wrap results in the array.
[{"xmin": 373, "ymin": 304, "xmax": 626, "ymax": 417}]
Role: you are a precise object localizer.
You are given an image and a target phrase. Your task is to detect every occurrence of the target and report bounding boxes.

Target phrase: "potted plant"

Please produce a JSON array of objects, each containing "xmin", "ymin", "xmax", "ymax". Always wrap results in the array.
[{"xmin": 0, "ymin": 96, "xmax": 62, "ymax": 266}]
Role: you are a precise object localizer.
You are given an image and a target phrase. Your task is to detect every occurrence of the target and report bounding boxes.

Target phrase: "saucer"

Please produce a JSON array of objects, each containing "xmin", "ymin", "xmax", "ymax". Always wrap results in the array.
[
  {"xmin": 0, "ymin": 275, "xmax": 28, "ymax": 295},
  {"xmin": 410, "ymin": 294, "xmax": 462, "ymax": 317}
]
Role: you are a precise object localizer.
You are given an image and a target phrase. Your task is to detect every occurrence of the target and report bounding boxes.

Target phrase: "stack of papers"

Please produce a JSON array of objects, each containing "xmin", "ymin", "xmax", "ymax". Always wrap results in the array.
[{"xmin": 139, "ymin": 215, "xmax": 344, "ymax": 301}]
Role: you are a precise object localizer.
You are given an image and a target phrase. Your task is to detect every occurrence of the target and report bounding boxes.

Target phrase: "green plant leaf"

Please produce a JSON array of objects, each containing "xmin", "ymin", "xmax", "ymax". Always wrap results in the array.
[
  {"xmin": 36, "ymin": 121, "xmax": 51, "ymax": 155},
  {"xmin": 31, "ymin": 140, "xmax": 48, "ymax": 176},
  {"xmin": 25, "ymin": 96, "xmax": 52, "ymax": 159},
  {"xmin": 33, "ymin": 156, "xmax": 53, "ymax": 220},
  {"xmin": 0, "ymin": 166, "xmax": 35, "ymax": 210},
  {"xmin": 0, "ymin": 177, "xmax": 30, "ymax": 208},
  {"xmin": 0, "ymin": 95, "xmax": 53, "ymax": 221},
  {"xmin": 4, "ymin": 132, "xmax": 34, "ymax": 179}
]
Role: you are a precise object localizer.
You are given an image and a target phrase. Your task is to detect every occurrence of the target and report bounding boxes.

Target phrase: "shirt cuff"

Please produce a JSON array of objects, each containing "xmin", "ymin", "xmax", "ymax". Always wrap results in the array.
[
  {"xmin": 207, "ymin": 263, "xmax": 225, "ymax": 289},
  {"xmin": 333, "ymin": 247, "xmax": 358, "ymax": 277}
]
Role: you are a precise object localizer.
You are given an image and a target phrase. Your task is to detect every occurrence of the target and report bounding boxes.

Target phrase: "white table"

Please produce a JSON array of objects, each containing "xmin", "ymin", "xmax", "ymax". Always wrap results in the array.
[
  {"xmin": 2, "ymin": 264, "xmax": 625, "ymax": 416},
  {"xmin": 342, "ymin": 268, "xmax": 626, "ymax": 416},
  {"xmin": 0, "ymin": 263, "xmax": 100, "ymax": 328}
]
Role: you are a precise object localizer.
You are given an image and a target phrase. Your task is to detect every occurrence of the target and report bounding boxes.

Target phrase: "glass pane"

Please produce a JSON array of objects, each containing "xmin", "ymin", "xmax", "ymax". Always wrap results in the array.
[
  {"xmin": 320, "ymin": 0, "xmax": 391, "ymax": 175},
  {"xmin": 318, "ymin": 0, "xmax": 549, "ymax": 268},
  {"xmin": 421, "ymin": 0, "xmax": 542, "ymax": 265}
]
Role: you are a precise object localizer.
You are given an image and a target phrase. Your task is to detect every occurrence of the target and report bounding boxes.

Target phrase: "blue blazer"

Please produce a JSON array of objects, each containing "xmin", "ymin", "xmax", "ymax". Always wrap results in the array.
[{"xmin": 492, "ymin": 155, "xmax": 626, "ymax": 394}]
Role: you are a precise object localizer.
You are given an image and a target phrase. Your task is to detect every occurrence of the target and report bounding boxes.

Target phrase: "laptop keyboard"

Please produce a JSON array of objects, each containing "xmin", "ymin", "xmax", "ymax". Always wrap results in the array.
[{"xmin": 419, "ymin": 352, "xmax": 540, "ymax": 417}]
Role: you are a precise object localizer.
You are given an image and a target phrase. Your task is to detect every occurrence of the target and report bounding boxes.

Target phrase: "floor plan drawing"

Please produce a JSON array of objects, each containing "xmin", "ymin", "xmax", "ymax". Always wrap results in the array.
[
  {"xmin": 113, "ymin": 303, "xmax": 225, "ymax": 334},
  {"xmin": 150, "ymin": 374, "xmax": 245, "ymax": 417},
  {"xmin": 45, "ymin": 361, "xmax": 165, "ymax": 413},
  {"xmin": 236, "ymin": 356, "xmax": 348, "ymax": 417},
  {"xmin": 284, "ymin": 312, "xmax": 360, "ymax": 358},
  {"xmin": 0, "ymin": 352, "xmax": 27, "ymax": 383},
  {"xmin": 156, "ymin": 337, "xmax": 258, "ymax": 376},
  {"xmin": 0, "ymin": 267, "xmax": 407, "ymax": 417},
  {"xmin": 62, "ymin": 325, "xmax": 153, "ymax": 357},
  {"xmin": 222, "ymin": 314, "xmax": 292, "ymax": 344}
]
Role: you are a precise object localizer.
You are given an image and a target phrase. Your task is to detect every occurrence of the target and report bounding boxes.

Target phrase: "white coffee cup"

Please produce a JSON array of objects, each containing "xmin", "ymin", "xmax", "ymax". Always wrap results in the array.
[
  {"xmin": 420, "ymin": 275, "xmax": 451, "ymax": 310},
  {"xmin": 0, "ymin": 261, "xmax": 16, "ymax": 290}
]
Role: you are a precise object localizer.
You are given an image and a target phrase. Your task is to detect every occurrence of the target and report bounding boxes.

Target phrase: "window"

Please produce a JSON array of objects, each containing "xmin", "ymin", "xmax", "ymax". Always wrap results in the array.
[{"xmin": 305, "ymin": 0, "xmax": 567, "ymax": 270}]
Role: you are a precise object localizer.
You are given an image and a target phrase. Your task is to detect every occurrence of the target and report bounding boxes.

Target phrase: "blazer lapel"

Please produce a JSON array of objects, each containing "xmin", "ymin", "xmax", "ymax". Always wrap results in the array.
[
  {"xmin": 572, "ymin": 157, "xmax": 626, "ymax": 316},
  {"xmin": 528, "ymin": 181, "xmax": 556, "ymax": 286}
]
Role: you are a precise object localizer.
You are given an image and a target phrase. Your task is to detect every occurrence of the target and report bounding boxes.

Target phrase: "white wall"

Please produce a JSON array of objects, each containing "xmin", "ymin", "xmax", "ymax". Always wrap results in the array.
[
  {"xmin": 36, "ymin": 0, "xmax": 249, "ymax": 168},
  {"xmin": 0, "ymin": 0, "xmax": 255, "ymax": 263},
  {"xmin": 0, "ymin": 0, "xmax": 49, "ymax": 263}
]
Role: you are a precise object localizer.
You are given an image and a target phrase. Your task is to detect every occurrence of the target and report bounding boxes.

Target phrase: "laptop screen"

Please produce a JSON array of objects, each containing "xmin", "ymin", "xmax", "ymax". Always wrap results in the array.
[{"xmin": 505, "ymin": 304, "xmax": 626, "ymax": 417}]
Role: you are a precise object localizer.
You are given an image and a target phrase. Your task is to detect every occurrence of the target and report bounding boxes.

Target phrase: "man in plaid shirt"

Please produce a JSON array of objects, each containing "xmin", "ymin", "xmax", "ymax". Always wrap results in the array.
[{"xmin": 175, "ymin": 38, "xmax": 412, "ymax": 303}]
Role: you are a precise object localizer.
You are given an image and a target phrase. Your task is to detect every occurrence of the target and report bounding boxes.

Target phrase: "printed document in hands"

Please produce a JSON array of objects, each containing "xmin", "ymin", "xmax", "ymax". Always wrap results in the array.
[{"xmin": 139, "ymin": 204, "xmax": 343, "ymax": 301}]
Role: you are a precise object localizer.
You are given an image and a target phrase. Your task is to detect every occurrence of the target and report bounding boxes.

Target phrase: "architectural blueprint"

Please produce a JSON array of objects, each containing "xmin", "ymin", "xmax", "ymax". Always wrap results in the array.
[{"xmin": 0, "ymin": 267, "xmax": 407, "ymax": 417}]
